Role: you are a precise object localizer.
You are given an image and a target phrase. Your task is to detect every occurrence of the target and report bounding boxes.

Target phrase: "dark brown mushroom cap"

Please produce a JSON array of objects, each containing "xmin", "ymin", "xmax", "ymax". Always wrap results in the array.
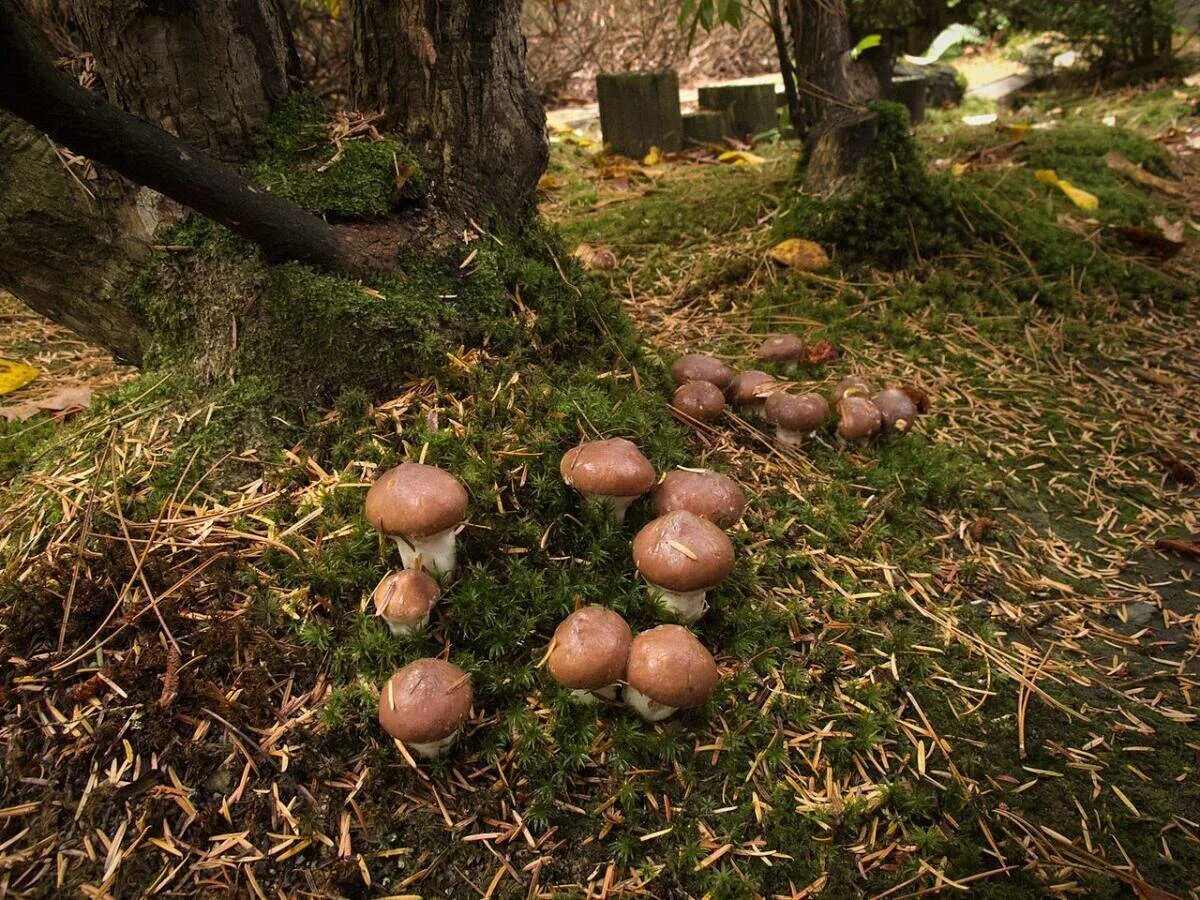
[
  {"xmin": 626, "ymin": 625, "xmax": 719, "ymax": 709},
  {"xmin": 764, "ymin": 392, "xmax": 830, "ymax": 432},
  {"xmin": 378, "ymin": 658, "xmax": 472, "ymax": 744},
  {"xmin": 548, "ymin": 607, "xmax": 633, "ymax": 690},
  {"xmin": 756, "ymin": 334, "xmax": 804, "ymax": 364},
  {"xmin": 365, "ymin": 463, "xmax": 469, "ymax": 538},
  {"xmin": 671, "ymin": 382, "xmax": 726, "ymax": 422},
  {"xmin": 670, "ymin": 354, "xmax": 734, "ymax": 389},
  {"xmin": 374, "ymin": 570, "xmax": 441, "ymax": 625},
  {"xmin": 831, "ymin": 376, "xmax": 874, "ymax": 406},
  {"xmin": 632, "ymin": 511, "xmax": 735, "ymax": 592},
  {"xmin": 653, "ymin": 469, "xmax": 746, "ymax": 528},
  {"xmin": 726, "ymin": 371, "xmax": 777, "ymax": 406},
  {"xmin": 560, "ymin": 439, "xmax": 656, "ymax": 498},
  {"xmin": 837, "ymin": 395, "xmax": 883, "ymax": 441},
  {"xmin": 871, "ymin": 388, "xmax": 919, "ymax": 433}
]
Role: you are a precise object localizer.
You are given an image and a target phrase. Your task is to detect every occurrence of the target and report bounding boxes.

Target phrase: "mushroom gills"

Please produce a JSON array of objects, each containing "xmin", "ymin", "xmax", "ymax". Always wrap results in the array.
[
  {"xmin": 394, "ymin": 528, "xmax": 457, "ymax": 575},
  {"xmin": 405, "ymin": 730, "xmax": 460, "ymax": 759},
  {"xmin": 651, "ymin": 586, "xmax": 708, "ymax": 624},
  {"xmin": 624, "ymin": 686, "xmax": 677, "ymax": 721},
  {"xmin": 570, "ymin": 684, "xmax": 620, "ymax": 704},
  {"xmin": 384, "ymin": 611, "xmax": 430, "ymax": 637},
  {"xmin": 584, "ymin": 492, "xmax": 640, "ymax": 522}
]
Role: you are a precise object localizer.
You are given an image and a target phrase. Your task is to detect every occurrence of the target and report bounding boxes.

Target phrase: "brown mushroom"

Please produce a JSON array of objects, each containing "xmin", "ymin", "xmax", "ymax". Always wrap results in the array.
[
  {"xmin": 365, "ymin": 463, "xmax": 469, "ymax": 575},
  {"xmin": 378, "ymin": 658, "xmax": 473, "ymax": 759},
  {"xmin": 671, "ymin": 381, "xmax": 726, "ymax": 423},
  {"xmin": 653, "ymin": 469, "xmax": 746, "ymax": 528},
  {"xmin": 373, "ymin": 570, "xmax": 440, "ymax": 635},
  {"xmin": 831, "ymin": 375, "xmax": 873, "ymax": 406},
  {"xmin": 836, "ymin": 395, "xmax": 883, "ymax": 443},
  {"xmin": 756, "ymin": 334, "xmax": 804, "ymax": 371},
  {"xmin": 764, "ymin": 392, "xmax": 830, "ymax": 446},
  {"xmin": 871, "ymin": 388, "xmax": 919, "ymax": 435},
  {"xmin": 632, "ymin": 511, "xmax": 734, "ymax": 623},
  {"xmin": 624, "ymin": 625, "xmax": 719, "ymax": 721},
  {"xmin": 547, "ymin": 607, "xmax": 633, "ymax": 702},
  {"xmin": 670, "ymin": 354, "xmax": 734, "ymax": 390},
  {"xmin": 560, "ymin": 439, "xmax": 657, "ymax": 522},
  {"xmin": 725, "ymin": 371, "xmax": 777, "ymax": 415}
]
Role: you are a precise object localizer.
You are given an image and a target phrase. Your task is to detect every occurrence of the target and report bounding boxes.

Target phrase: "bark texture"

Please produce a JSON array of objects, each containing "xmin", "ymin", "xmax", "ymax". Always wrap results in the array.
[
  {"xmin": 785, "ymin": 0, "xmax": 854, "ymax": 136},
  {"xmin": 350, "ymin": 0, "xmax": 547, "ymax": 225}
]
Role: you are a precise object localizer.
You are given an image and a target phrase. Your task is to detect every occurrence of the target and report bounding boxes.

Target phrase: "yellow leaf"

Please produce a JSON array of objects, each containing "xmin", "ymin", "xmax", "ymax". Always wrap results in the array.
[
  {"xmin": 642, "ymin": 146, "xmax": 662, "ymax": 167},
  {"xmin": 767, "ymin": 238, "xmax": 830, "ymax": 271},
  {"xmin": 0, "ymin": 359, "xmax": 38, "ymax": 396},
  {"xmin": 1035, "ymin": 169, "xmax": 1099, "ymax": 210},
  {"xmin": 1000, "ymin": 123, "xmax": 1031, "ymax": 140},
  {"xmin": 950, "ymin": 162, "xmax": 969, "ymax": 177},
  {"xmin": 537, "ymin": 173, "xmax": 564, "ymax": 191},
  {"xmin": 1034, "ymin": 168, "xmax": 1060, "ymax": 186},
  {"xmin": 718, "ymin": 150, "xmax": 766, "ymax": 166}
]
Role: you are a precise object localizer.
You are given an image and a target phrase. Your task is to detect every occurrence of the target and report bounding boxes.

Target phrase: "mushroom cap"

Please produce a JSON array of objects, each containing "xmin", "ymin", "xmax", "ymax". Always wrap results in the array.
[
  {"xmin": 378, "ymin": 658, "xmax": 472, "ymax": 745},
  {"xmin": 560, "ymin": 439, "xmax": 656, "ymax": 498},
  {"xmin": 892, "ymin": 383, "xmax": 931, "ymax": 414},
  {"xmin": 626, "ymin": 625, "xmax": 719, "ymax": 709},
  {"xmin": 670, "ymin": 354, "xmax": 734, "ymax": 390},
  {"xmin": 837, "ymin": 395, "xmax": 883, "ymax": 441},
  {"xmin": 671, "ymin": 382, "xmax": 726, "ymax": 422},
  {"xmin": 374, "ymin": 570, "xmax": 441, "ymax": 626},
  {"xmin": 764, "ymin": 392, "xmax": 830, "ymax": 432},
  {"xmin": 726, "ymin": 371, "xmax": 777, "ymax": 406},
  {"xmin": 653, "ymin": 469, "xmax": 746, "ymax": 529},
  {"xmin": 365, "ymin": 463, "xmax": 468, "ymax": 538},
  {"xmin": 548, "ymin": 606, "xmax": 633, "ymax": 690},
  {"xmin": 756, "ymin": 334, "xmax": 804, "ymax": 364},
  {"xmin": 871, "ymin": 388, "xmax": 919, "ymax": 433},
  {"xmin": 831, "ymin": 376, "xmax": 874, "ymax": 406},
  {"xmin": 633, "ymin": 510, "xmax": 735, "ymax": 593}
]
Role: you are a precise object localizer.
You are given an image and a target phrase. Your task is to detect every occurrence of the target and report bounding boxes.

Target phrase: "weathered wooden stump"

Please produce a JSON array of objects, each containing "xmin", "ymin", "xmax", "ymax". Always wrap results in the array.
[
  {"xmin": 596, "ymin": 71, "xmax": 683, "ymax": 158},
  {"xmin": 682, "ymin": 111, "xmax": 727, "ymax": 146},
  {"xmin": 698, "ymin": 83, "xmax": 778, "ymax": 140},
  {"xmin": 802, "ymin": 110, "xmax": 880, "ymax": 197},
  {"xmin": 889, "ymin": 75, "xmax": 928, "ymax": 124}
]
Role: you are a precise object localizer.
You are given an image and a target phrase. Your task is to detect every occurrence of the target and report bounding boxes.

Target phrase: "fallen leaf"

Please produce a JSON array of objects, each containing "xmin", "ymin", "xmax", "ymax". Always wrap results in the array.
[
  {"xmin": 642, "ymin": 146, "xmax": 662, "ymax": 167},
  {"xmin": 0, "ymin": 359, "xmax": 38, "ymax": 395},
  {"xmin": 0, "ymin": 402, "xmax": 40, "ymax": 423},
  {"xmin": 0, "ymin": 385, "xmax": 93, "ymax": 422},
  {"xmin": 962, "ymin": 113, "xmax": 998, "ymax": 126},
  {"xmin": 1109, "ymin": 225, "xmax": 1185, "ymax": 259},
  {"xmin": 1104, "ymin": 152, "xmax": 1183, "ymax": 196},
  {"xmin": 573, "ymin": 243, "xmax": 618, "ymax": 271},
  {"xmin": 537, "ymin": 173, "xmax": 564, "ymax": 190},
  {"xmin": 767, "ymin": 238, "xmax": 830, "ymax": 270},
  {"xmin": 717, "ymin": 150, "xmax": 766, "ymax": 166},
  {"xmin": 803, "ymin": 340, "xmax": 839, "ymax": 366},
  {"xmin": 969, "ymin": 517, "xmax": 995, "ymax": 541},
  {"xmin": 999, "ymin": 123, "xmax": 1031, "ymax": 140},
  {"xmin": 1102, "ymin": 114, "xmax": 1117, "ymax": 127},
  {"xmin": 1035, "ymin": 169, "xmax": 1099, "ymax": 210},
  {"xmin": 1155, "ymin": 539, "xmax": 1200, "ymax": 559},
  {"xmin": 1184, "ymin": 73, "xmax": 1200, "ymax": 88},
  {"xmin": 950, "ymin": 161, "xmax": 969, "ymax": 177},
  {"xmin": 1153, "ymin": 215, "xmax": 1185, "ymax": 244},
  {"xmin": 1156, "ymin": 453, "xmax": 1197, "ymax": 485}
]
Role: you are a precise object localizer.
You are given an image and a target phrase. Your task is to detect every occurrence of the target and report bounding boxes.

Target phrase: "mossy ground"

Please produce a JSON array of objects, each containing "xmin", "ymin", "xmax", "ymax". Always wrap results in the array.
[{"xmin": 2, "ymin": 72, "xmax": 1200, "ymax": 896}]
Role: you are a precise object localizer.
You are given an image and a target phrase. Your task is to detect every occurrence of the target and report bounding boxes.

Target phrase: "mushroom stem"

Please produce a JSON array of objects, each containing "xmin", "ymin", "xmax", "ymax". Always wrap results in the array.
[
  {"xmin": 624, "ymin": 686, "xmax": 677, "ymax": 721},
  {"xmin": 384, "ymin": 613, "xmax": 430, "ymax": 637},
  {"xmin": 583, "ymin": 493, "xmax": 639, "ymax": 522},
  {"xmin": 393, "ymin": 529, "xmax": 457, "ymax": 575},
  {"xmin": 570, "ymin": 684, "xmax": 620, "ymax": 704},
  {"xmin": 405, "ymin": 731, "xmax": 460, "ymax": 760},
  {"xmin": 650, "ymin": 586, "xmax": 708, "ymax": 624},
  {"xmin": 774, "ymin": 426, "xmax": 811, "ymax": 447}
]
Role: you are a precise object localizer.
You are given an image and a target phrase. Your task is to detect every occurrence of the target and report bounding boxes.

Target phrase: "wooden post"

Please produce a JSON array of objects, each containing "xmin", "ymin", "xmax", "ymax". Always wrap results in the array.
[
  {"xmin": 682, "ymin": 111, "xmax": 727, "ymax": 146},
  {"xmin": 596, "ymin": 71, "xmax": 683, "ymax": 158},
  {"xmin": 889, "ymin": 75, "xmax": 928, "ymax": 124},
  {"xmin": 697, "ymin": 83, "xmax": 778, "ymax": 140},
  {"xmin": 802, "ymin": 110, "xmax": 880, "ymax": 196}
]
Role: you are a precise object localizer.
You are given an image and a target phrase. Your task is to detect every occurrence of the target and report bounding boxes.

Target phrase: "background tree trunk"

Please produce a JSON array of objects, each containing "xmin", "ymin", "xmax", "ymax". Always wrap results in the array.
[{"xmin": 786, "ymin": 0, "xmax": 853, "ymax": 136}]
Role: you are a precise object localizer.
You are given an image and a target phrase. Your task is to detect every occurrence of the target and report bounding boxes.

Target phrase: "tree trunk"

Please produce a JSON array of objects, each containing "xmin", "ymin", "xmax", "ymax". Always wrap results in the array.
[
  {"xmin": 786, "ymin": 0, "xmax": 854, "ymax": 137},
  {"xmin": 349, "ymin": 0, "xmax": 547, "ymax": 227}
]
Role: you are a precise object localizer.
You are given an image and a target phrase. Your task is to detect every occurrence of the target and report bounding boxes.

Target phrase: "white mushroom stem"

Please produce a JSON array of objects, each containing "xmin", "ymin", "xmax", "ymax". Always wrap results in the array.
[
  {"xmin": 405, "ymin": 730, "xmax": 459, "ymax": 759},
  {"xmin": 570, "ymin": 684, "xmax": 620, "ymax": 704},
  {"xmin": 382, "ymin": 611, "xmax": 430, "ymax": 637},
  {"xmin": 774, "ymin": 426, "xmax": 811, "ymax": 447},
  {"xmin": 393, "ymin": 528, "xmax": 456, "ymax": 575},
  {"xmin": 624, "ymin": 686, "xmax": 677, "ymax": 722},
  {"xmin": 582, "ymin": 492, "xmax": 640, "ymax": 522},
  {"xmin": 649, "ymin": 585, "xmax": 708, "ymax": 624}
]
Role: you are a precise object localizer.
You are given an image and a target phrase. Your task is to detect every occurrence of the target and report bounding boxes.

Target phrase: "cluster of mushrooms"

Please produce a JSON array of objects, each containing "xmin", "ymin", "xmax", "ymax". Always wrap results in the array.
[{"xmin": 670, "ymin": 334, "xmax": 929, "ymax": 446}]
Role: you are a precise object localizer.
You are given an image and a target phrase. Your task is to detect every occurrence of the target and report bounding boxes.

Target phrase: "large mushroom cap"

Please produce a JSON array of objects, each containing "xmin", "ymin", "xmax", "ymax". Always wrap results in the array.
[
  {"xmin": 871, "ymin": 388, "xmax": 919, "ymax": 434},
  {"xmin": 837, "ymin": 395, "xmax": 883, "ymax": 441},
  {"xmin": 626, "ymin": 625, "xmax": 719, "ymax": 709},
  {"xmin": 374, "ymin": 570, "xmax": 441, "ymax": 625},
  {"xmin": 633, "ymin": 511, "xmax": 735, "ymax": 593},
  {"xmin": 764, "ymin": 392, "xmax": 830, "ymax": 432},
  {"xmin": 756, "ymin": 334, "xmax": 804, "ymax": 365},
  {"xmin": 548, "ymin": 607, "xmax": 633, "ymax": 690},
  {"xmin": 653, "ymin": 469, "xmax": 746, "ymax": 528},
  {"xmin": 365, "ymin": 463, "xmax": 468, "ymax": 538},
  {"xmin": 378, "ymin": 658, "xmax": 472, "ymax": 745},
  {"xmin": 670, "ymin": 354, "xmax": 734, "ymax": 389},
  {"xmin": 832, "ymin": 375, "xmax": 873, "ymax": 406},
  {"xmin": 726, "ymin": 371, "xmax": 777, "ymax": 406},
  {"xmin": 671, "ymin": 382, "xmax": 726, "ymax": 423},
  {"xmin": 560, "ymin": 439, "xmax": 656, "ymax": 498}
]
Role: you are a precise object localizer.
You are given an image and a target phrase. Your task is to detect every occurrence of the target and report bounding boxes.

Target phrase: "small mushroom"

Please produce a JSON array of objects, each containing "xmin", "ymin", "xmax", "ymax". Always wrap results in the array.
[
  {"xmin": 373, "ymin": 570, "xmax": 440, "ymax": 636},
  {"xmin": 633, "ymin": 511, "xmax": 734, "ymax": 623},
  {"xmin": 653, "ymin": 468, "xmax": 746, "ymax": 528},
  {"xmin": 624, "ymin": 625, "xmax": 719, "ymax": 721},
  {"xmin": 872, "ymin": 388, "xmax": 919, "ymax": 435},
  {"xmin": 671, "ymin": 381, "xmax": 726, "ymax": 423},
  {"xmin": 547, "ymin": 606, "xmax": 633, "ymax": 703},
  {"xmin": 670, "ymin": 354, "xmax": 734, "ymax": 390},
  {"xmin": 365, "ymin": 463, "xmax": 469, "ymax": 575},
  {"xmin": 560, "ymin": 438, "xmax": 656, "ymax": 522},
  {"xmin": 831, "ymin": 375, "xmax": 873, "ymax": 406},
  {"xmin": 725, "ymin": 371, "xmax": 777, "ymax": 416},
  {"xmin": 892, "ymin": 383, "xmax": 931, "ymax": 414},
  {"xmin": 378, "ymin": 658, "xmax": 472, "ymax": 759},
  {"xmin": 764, "ymin": 392, "xmax": 830, "ymax": 446},
  {"xmin": 837, "ymin": 395, "xmax": 883, "ymax": 443},
  {"xmin": 756, "ymin": 334, "xmax": 804, "ymax": 372}
]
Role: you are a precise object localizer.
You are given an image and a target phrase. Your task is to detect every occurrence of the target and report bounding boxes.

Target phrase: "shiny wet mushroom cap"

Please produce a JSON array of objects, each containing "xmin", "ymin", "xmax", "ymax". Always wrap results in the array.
[
  {"xmin": 764, "ymin": 392, "xmax": 830, "ymax": 446},
  {"xmin": 831, "ymin": 375, "xmax": 873, "ymax": 406},
  {"xmin": 548, "ymin": 607, "xmax": 633, "ymax": 700},
  {"xmin": 871, "ymin": 388, "xmax": 919, "ymax": 434},
  {"xmin": 670, "ymin": 354, "xmax": 734, "ymax": 390},
  {"xmin": 756, "ymin": 334, "xmax": 804, "ymax": 367},
  {"xmin": 624, "ymin": 625, "xmax": 719, "ymax": 721},
  {"xmin": 378, "ymin": 658, "xmax": 472, "ymax": 758},
  {"xmin": 837, "ymin": 395, "xmax": 883, "ymax": 443},
  {"xmin": 725, "ymin": 371, "xmax": 777, "ymax": 411},
  {"xmin": 633, "ymin": 511, "xmax": 735, "ymax": 623},
  {"xmin": 671, "ymin": 381, "xmax": 726, "ymax": 423},
  {"xmin": 365, "ymin": 463, "xmax": 469, "ymax": 575},
  {"xmin": 653, "ymin": 469, "xmax": 746, "ymax": 528},
  {"xmin": 373, "ymin": 570, "xmax": 441, "ymax": 635},
  {"xmin": 560, "ymin": 438, "xmax": 656, "ymax": 521}
]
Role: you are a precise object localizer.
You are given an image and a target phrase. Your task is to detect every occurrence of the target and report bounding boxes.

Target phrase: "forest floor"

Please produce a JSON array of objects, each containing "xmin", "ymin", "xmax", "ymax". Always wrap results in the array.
[{"xmin": 3, "ymin": 68, "xmax": 1200, "ymax": 898}]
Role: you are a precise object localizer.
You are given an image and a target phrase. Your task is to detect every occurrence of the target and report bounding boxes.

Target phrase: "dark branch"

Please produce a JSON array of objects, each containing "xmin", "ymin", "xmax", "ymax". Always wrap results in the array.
[{"xmin": 0, "ymin": 2, "xmax": 350, "ymax": 271}]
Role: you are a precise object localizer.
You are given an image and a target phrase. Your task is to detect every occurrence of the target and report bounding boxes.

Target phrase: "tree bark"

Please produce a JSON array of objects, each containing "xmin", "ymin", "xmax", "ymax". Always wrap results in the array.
[
  {"xmin": 349, "ymin": 0, "xmax": 547, "ymax": 227},
  {"xmin": 786, "ymin": 0, "xmax": 854, "ymax": 137}
]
